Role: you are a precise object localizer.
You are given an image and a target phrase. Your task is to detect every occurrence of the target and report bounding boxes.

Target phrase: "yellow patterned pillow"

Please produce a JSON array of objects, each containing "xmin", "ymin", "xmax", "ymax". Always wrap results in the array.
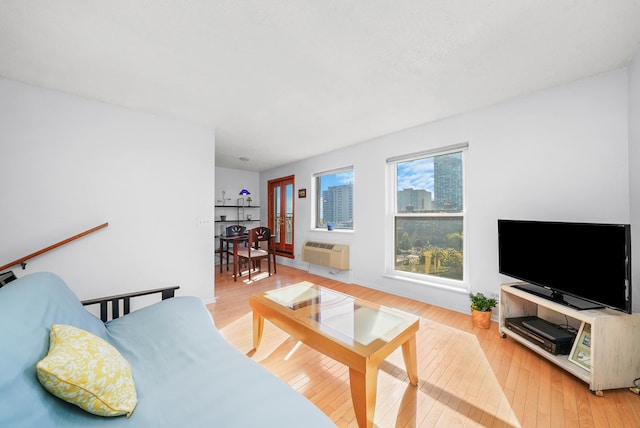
[{"xmin": 36, "ymin": 324, "xmax": 137, "ymax": 417}]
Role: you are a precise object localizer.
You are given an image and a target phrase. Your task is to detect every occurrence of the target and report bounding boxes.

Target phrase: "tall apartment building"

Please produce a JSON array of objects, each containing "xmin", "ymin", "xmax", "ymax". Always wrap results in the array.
[
  {"xmin": 433, "ymin": 152, "xmax": 463, "ymax": 211},
  {"xmin": 322, "ymin": 184, "xmax": 353, "ymax": 227}
]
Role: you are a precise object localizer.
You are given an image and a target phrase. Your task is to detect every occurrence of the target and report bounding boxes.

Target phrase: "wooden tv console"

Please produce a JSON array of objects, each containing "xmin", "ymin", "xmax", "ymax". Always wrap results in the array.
[{"xmin": 499, "ymin": 282, "xmax": 640, "ymax": 395}]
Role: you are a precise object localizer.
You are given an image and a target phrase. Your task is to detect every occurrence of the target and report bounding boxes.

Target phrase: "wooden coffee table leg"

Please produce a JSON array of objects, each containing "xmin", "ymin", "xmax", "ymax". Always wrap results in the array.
[
  {"xmin": 402, "ymin": 334, "xmax": 418, "ymax": 386},
  {"xmin": 252, "ymin": 311, "xmax": 264, "ymax": 349},
  {"xmin": 349, "ymin": 362, "xmax": 378, "ymax": 428}
]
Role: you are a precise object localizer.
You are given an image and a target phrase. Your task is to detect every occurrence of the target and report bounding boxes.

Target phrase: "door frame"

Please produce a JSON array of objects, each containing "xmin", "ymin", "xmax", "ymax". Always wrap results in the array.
[{"xmin": 267, "ymin": 175, "xmax": 295, "ymax": 258}]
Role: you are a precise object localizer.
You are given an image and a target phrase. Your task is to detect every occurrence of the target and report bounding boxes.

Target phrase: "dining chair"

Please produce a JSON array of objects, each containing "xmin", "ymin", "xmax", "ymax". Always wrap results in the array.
[
  {"xmin": 235, "ymin": 227, "xmax": 276, "ymax": 281},
  {"xmin": 224, "ymin": 225, "xmax": 246, "ymax": 272}
]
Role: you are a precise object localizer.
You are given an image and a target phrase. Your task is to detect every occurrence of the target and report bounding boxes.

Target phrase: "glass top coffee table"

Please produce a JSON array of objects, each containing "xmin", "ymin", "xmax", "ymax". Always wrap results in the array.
[{"xmin": 249, "ymin": 281, "xmax": 420, "ymax": 428}]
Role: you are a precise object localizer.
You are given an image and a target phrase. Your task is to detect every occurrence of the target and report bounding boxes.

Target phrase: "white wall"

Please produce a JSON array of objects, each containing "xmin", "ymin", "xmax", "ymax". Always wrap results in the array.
[
  {"xmin": 262, "ymin": 69, "xmax": 631, "ymax": 314},
  {"xmin": 0, "ymin": 77, "xmax": 216, "ymax": 306},
  {"xmin": 629, "ymin": 47, "xmax": 640, "ymax": 313}
]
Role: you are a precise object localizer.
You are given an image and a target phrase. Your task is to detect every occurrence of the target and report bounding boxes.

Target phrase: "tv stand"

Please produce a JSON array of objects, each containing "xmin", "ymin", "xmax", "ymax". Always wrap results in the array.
[{"xmin": 500, "ymin": 282, "xmax": 640, "ymax": 395}]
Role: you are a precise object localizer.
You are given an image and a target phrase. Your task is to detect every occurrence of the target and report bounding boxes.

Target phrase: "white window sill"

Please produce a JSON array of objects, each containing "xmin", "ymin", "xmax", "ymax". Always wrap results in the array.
[
  {"xmin": 382, "ymin": 272, "xmax": 469, "ymax": 294},
  {"xmin": 309, "ymin": 228, "xmax": 355, "ymax": 234}
]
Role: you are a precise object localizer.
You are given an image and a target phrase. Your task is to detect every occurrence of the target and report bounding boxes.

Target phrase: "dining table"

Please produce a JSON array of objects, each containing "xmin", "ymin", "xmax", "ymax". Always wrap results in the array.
[{"xmin": 218, "ymin": 234, "xmax": 248, "ymax": 275}]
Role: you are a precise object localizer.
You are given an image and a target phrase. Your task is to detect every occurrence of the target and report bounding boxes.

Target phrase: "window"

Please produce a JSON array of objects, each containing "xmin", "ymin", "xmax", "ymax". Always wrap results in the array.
[
  {"xmin": 315, "ymin": 167, "xmax": 353, "ymax": 230},
  {"xmin": 388, "ymin": 144, "xmax": 467, "ymax": 287}
]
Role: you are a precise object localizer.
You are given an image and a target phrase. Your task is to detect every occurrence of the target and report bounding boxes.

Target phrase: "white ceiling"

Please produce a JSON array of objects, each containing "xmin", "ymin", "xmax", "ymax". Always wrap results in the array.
[{"xmin": 1, "ymin": 1, "xmax": 640, "ymax": 172}]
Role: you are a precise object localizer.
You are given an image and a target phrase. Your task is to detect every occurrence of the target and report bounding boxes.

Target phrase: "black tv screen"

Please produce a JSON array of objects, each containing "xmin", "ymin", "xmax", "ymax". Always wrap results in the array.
[{"xmin": 498, "ymin": 219, "xmax": 631, "ymax": 313}]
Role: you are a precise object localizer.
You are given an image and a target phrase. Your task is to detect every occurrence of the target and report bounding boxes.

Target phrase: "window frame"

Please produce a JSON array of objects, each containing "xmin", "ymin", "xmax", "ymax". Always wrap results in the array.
[
  {"xmin": 313, "ymin": 166, "xmax": 354, "ymax": 231},
  {"xmin": 386, "ymin": 143, "xmax": 469, "ymax": 292}
]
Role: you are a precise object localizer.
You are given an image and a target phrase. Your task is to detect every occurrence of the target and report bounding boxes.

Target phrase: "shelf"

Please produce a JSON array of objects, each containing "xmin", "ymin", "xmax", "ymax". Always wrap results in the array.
[
  {"xmin": 215, "ymin": 219, "xmax": 260, "ymax": 223},
  {"xmin": 215, "ymin": 205, "xmax": 259, "ymax": 208},
  {"xmin": 501, "ymin": 326, "xmax": 591, "ymax": 383}
]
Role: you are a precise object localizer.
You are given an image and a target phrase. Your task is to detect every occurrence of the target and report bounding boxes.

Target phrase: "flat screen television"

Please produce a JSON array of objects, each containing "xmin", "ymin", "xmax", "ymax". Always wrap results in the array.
[{"xmin": 498, "ymin": 219, "xmax": 632, "ymax": 313}]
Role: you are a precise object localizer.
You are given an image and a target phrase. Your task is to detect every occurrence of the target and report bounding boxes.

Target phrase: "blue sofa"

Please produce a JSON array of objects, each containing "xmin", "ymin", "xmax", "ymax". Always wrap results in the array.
[{"xmin": 0, "ymin": 272, "xmax": 335, "ymax": 427}]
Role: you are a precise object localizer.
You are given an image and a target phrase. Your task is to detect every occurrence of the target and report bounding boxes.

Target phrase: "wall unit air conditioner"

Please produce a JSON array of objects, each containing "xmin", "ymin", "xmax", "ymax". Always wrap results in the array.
[{"xmin": 301, "ymin": 241, "xmax": 350, "ymax": 270}]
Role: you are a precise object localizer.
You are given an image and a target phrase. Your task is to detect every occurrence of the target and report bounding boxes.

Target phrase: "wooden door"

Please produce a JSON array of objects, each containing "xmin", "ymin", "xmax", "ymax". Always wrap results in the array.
[{"xmin": 268, "ymin": 175, "xmax": 294, "ymax": 257}]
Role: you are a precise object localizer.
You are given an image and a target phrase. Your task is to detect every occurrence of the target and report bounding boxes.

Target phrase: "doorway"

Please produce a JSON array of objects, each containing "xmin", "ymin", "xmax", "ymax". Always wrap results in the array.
[{"xmin": 267, "ymin": 175, "xmax": 294, "ymax": 257}]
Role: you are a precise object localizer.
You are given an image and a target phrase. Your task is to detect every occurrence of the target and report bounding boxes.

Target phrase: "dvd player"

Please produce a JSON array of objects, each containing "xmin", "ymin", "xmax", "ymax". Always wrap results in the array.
[{"xmin": 505, "ymin": 316, "xmax": 576, "ymax": 355}]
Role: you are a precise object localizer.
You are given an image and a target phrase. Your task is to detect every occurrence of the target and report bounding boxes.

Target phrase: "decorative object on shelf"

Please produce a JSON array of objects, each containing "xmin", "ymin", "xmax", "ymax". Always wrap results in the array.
[
  {"xmin": 246, "ymin": 197, "xmax": 252, "ymax": 206},
  {"xmin": 298, "ymin": 188, "xmax": 306, "ymax": 198},
  {"xmin": 569, "ymin": 322, "xmax": 592, "ymax": 372},
  {"xmin": 246, "ymin": 214, "xmax": 252, "ymax": 220},
  {"xmin": 469, "ymin": 292, "xmax": 497, "ymax": 329},
  {"xmin": 217, "ymin": 191, "xmax": 231, "ymax": 206},
  {"xmin": 220, "ymin": 215, "xmax": 227, "ymax": 221}
]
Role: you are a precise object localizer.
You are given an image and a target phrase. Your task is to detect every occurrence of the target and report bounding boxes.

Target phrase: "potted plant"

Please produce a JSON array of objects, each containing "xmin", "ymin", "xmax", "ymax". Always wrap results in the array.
[{"xmin": 469, "ymin": 292, "xmax": 497, "ymax": 329}]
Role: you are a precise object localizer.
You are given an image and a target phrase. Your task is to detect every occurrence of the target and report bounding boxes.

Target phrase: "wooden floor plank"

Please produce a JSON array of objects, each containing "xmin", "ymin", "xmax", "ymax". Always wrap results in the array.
[{"xmin": 210, "ymin": 264, "xmax": 640, "ymax": 427}]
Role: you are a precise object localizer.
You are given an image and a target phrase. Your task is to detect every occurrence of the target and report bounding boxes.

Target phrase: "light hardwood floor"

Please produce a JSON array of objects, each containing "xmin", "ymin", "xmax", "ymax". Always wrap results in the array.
[{"xmin": 209, "ymin": 264, "xmax": 640, "ymax": 427}]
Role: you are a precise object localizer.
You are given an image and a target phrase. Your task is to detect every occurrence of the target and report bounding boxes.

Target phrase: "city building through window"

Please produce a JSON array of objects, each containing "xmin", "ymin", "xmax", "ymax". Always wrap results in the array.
[{"xmin": 314, "ymin": 167, "xmax": 353, "ymax": 230}]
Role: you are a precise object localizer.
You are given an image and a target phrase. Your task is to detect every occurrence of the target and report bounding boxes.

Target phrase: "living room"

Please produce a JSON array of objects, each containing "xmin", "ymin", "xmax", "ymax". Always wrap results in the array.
[
  {"xmin": 217, "ymin": 62, "xmax": 640, "ymax": 316},
  {"xmin": 2, "ymin": 3, "xmax": 640, "ymax": 427}
]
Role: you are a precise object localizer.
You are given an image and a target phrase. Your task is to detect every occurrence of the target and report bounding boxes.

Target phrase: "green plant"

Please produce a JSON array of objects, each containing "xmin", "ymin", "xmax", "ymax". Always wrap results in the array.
[{"xmin": 469, "ymin": 292, "xmax": 497, "ymax": 312}]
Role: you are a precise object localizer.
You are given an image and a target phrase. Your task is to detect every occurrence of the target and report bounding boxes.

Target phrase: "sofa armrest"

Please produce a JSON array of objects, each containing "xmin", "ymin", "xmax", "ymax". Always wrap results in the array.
[{"xmin": 81, "ymin": 286, "xmax": 179, "ymax": 322}]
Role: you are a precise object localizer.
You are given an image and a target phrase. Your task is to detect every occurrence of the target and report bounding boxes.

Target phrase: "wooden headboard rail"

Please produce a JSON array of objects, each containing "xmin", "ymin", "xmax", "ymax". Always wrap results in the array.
[{"xmin": 0, "ymin": 222, "xmax": 109, "ymax": 271}]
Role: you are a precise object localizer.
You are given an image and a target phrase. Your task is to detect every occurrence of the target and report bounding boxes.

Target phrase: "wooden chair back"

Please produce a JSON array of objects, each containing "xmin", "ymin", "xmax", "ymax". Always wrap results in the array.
[{"xmin": 225, "ymin": 225, "xmax": 246, "ymax": 237}]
